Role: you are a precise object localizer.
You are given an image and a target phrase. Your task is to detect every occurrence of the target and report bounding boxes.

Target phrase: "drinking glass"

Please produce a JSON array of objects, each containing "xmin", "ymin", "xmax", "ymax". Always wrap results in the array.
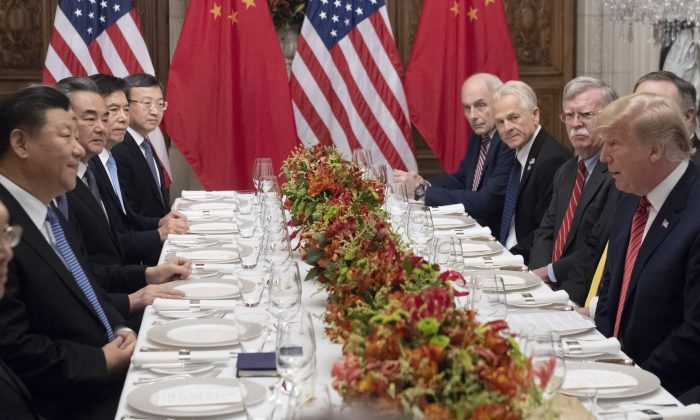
[
  {"xmin": 384, "ymin": 183, "xmax": 408, "ymax": 234},
  {"xmin": 471, "ymin": 272, "xmax": 508, "ymax": 320},
  {"xmin": 529, "ymin": 332, "xmax": 566, "ymax": 400},
  {"xmin": 241, "ymin": 379, "xmax": 281, "ymax": 420},
  {"xmin": 429, "ymin": 236, "xmax": 463, "ymax": 271},
  {"xmin": 252, "ymin": 158, "xmax": 273, "ymax": 195},
  {"xmin": 262, "ymin": 229, "xmax": 292, "ymax": 266},
  {"xmin": 235, "ymin": 312, "xmax": 271, "ymax": 352},
  {"xmin": 276, "ymin": 309, "xmax": 316, "ymax": 418},
  {"xmin": 236, "ymin": 267, "xmax": 268, "ymax": 306},
  {"xmin": 351, "ymin": 148, "xmax": 373, "ymax": 170},
  {"xmin": 370, "ymin": 164, "xmax": 388, "ymax": 184},
  {"xmin": 269, "ymin": 261, "xmax": 302, "ymax": 316},
  {"xmin": 406, "ymin": 205, "xmax": 434, "ymax": 256},
  {"xmin": 260, "ymin": 174, "xmax": 280, "ymax": 200},
  {"xmin": 235, "ymin": 190, "xmax": 256, "ymax": 215}
]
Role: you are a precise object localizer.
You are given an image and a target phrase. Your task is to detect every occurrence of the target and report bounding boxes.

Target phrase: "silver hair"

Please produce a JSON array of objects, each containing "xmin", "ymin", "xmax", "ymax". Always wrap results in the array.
[
  {"xmin": 490, "ymin": 80, "xmax": 538, "ymax": 110},
  {"xmin": 563, "ymin": 76, "xmax": 618, "ymax": 107},
  {"xmin": 464, "ymin": 73, "xmax": 504, "ymax": 95}
]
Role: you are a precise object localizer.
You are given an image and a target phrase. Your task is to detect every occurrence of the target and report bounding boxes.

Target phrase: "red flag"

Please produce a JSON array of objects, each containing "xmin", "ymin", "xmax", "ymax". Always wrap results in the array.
[
  {"xmin": 164, "ymin": 0, "xmax": 299, "ymax": 190},
  {"xmin": 405, "ymin": 0, "xmax": 518, "ymax": 172}
]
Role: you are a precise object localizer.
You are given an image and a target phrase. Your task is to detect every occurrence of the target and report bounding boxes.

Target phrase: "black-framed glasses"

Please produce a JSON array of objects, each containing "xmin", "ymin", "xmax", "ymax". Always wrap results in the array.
[
  {"xmin": 129, "ymin": 99, "xmax": 168, "ymax": 112},
  {"xmin": 560, "ymin": 110, "xmax": 601, "ymax": 123},
  {"xmin": 1, "ymin": 225, "xmax": 22, "ymax": 248}
]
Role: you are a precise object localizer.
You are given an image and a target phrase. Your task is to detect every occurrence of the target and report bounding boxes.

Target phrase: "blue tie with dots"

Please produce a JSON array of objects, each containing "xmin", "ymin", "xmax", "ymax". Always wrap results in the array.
[
  {"xmin": 499, "ymin": 160, "xmax": 522, "ymax": 245},
  {"xmin": 45, "ymin": 207, "xmax": 115, "ymax": 341}
]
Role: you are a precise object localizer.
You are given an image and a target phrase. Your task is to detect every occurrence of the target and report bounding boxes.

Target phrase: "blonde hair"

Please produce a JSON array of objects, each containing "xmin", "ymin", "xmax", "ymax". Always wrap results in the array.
[
  {"xmin": 597, "ymin": 93, "xmax": 693, "ymax": 162},
  {"xmin": 490, "ymin": 80, "xmax": 538, "ymax": 110}
]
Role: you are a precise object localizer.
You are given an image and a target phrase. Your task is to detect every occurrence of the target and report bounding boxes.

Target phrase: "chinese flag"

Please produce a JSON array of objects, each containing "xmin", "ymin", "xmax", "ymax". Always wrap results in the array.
[
  {"xmin": 405, "ymin": 0, "xmax": 518, "ymax": 173},
  {"xmin": 164, "ymin": 0, "xmax": 298, "ymax": 190}
]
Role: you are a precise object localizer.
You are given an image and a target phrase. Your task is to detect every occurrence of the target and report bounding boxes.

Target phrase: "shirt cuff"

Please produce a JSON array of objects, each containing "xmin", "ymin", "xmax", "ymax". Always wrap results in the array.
[{"xmin": 547, "ymin": 263, "xmax": 557, "ymax": 283}]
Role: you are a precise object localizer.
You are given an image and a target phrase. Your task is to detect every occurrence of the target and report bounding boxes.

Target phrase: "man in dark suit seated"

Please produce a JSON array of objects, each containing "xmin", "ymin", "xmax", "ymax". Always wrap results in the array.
[
  {"xmin": 594, "ymin": 93, "xmax": 700, "ymax": 397},
  {"xmin": 55, "ymin": 77, "xmax": 188, "ymax": 320},
  {"xmin": 393, "ymin": 73, "xmax": 515, "ymax": 236},
  {"xmin": 491, "ymin": 81, "xmax": 571, "ymax": 264},
  {"xmin": 634, "ymin": 70, "xmax": 700, "ymax": 166},
  {"xmin": 0, "ymin": 85, "xmax": 134, "ymax": 419},
  {"xmin": 0, "ymin": 201, "xmax": 42, "ymax": 419},
  {"xmin": 529, "ymin": 77, "xmax": 618, "ymax": 305}
]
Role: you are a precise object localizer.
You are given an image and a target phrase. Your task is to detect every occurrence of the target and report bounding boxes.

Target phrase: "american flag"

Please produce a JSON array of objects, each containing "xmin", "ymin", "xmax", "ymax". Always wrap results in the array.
[
  {"xmin": 43, "ymin": 0, "xmax": 171, "ymax": 178},
  {"xmin": 290, "ymin": 0, "xmax": 417, "ymax": 171}
]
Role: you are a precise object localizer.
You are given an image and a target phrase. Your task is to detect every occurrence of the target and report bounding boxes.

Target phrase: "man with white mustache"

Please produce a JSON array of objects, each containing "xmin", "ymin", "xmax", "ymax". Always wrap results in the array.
[{"xmin": 529, "ymin": 77, "xmax": 619, "ymax": 305}]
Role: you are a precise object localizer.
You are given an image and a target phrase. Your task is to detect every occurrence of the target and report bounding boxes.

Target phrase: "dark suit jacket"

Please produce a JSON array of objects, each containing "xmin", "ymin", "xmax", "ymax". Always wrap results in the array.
[
  {"xmin": 0, "ymin": 358, "xmax": 42, "ymax": 420},
  {"xmin": 0, "ymin": 185, "xmax": 124, "ymax": 419},
  {"xmin": 426, "ymin": 131, "xmax": 515, "ymax": 237},
  {"xmin": 595, "ymin": 162, "xmax": 700, "ymax": 397},
  {"xmin": 508, "ymin": 128, "xmax": 571, "ymax": 263},
  {"xmin": 111, "ymin": 131, "xmax": 169, "ymax": 222},
  {"xmin": 692, "ymin": 134, "xmax": 700, "ymax": 166},
  {"xmin": 88, "ymin": 155, "xmax": 161, "ymax": 265},
  {"xmin": 529, "ymin": 157, "xmax": 615, "ymax": 304}
]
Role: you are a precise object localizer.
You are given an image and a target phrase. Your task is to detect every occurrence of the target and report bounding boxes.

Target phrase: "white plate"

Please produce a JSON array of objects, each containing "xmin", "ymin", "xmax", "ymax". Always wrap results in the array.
[
  {"xmin": 186, "ymin": 201, "xmax": 236, "ymax": 210},
  {"xmin": 168, "ymin": 280, "xmax": 240, "ymax": 300},
  {"xmin": 166, "ymin": 248, "xmax": 240, "ymax": 264},
  {"xmin": 188, "ymin": 222, "xmax": 239, "ymax": 234},
  {"xmin": 127, "ymin": 378, "xmax": 267, "ymax": 417},
  {"xmin": 461, "ymin": 240, "xmax": 502, "ymax": 257},
  {"xmin": 468, "ymin": 270, "xmax": 540, "ymax": 291},
  {"xmin": 149, "ymin": 363, "xmax": 216, "ymax": 376},
  {"xmin": 147, "ymin": 318, "xmax": 265, "ymax": 348},
  {"xmin": 560, "ymin": 362, "xmax": 660, "ymax": 399},
  {"xmin": 157, "ymin": 310, "xmax": 222, "ymax": 320},
  {"xmin": 432, "ymin": 215, "xmax": 476, "ymax": 229},
  {"xmin": 563, "ymin": 352, "xmax": 605, "ymax": 359},
  {"xmin": 508, "ymin": 302, "xmax": 556, "ymax": 308}
]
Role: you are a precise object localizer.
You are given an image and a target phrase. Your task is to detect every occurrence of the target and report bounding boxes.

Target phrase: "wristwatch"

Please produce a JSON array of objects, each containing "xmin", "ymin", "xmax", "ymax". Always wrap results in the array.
[{"xmin": 414, "ymin": 181, "xmax": 428, "ymax": 201}]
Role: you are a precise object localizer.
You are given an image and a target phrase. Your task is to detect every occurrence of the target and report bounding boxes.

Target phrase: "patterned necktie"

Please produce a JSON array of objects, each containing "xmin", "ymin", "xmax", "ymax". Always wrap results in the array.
[
  {"xmin": 45, "ymin": 207, "xmax": 115, "ymax": 341},
  {"xmin": 613, "ymin": 196, "xmax": 650, "ymax": 337},
  {"xmin": 106, "ymin": 154, "xmax": 126, "ymax": 214},
  {"xmin": 471, "ymin": 135, "xmax": 491, "ymax": 191},
  {"xmin": 54, "ymin": 194, "xmax": 69, "ymax": 221},
  {"xmin": 552, "ymin": 159, "xmax": 586, "ymax": 262},
  {"xmin": 140, "ymin": 138, "xmax": 161, "ymax": 188},
  {"xmin": 84, "ymin": 167, "xmax": 101, "ymax": 204},
  {"xmin": 499, "ymin": 160, "xmax": 522, "ymax": 245}
]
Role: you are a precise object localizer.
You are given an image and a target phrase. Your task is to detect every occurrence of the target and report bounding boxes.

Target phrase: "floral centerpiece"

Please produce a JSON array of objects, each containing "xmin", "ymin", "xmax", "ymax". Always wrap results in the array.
[{"xmin": 281, "ymin": 145, "xmax": 551, "ymax": 419}]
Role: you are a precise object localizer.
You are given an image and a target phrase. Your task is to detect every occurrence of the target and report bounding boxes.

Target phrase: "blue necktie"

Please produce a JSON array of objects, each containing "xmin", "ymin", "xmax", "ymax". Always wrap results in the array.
[
  {"xmin": 45, "ymin": 207, "xmax": 115, "ymax": 341},
  {"xmin": 54, "ymin": 194, "xmax": 69, "ymax": 221},
  {"xmin": 140, "ymin": 139, "xmax": 161, "ymax": 188},
  {"xmin": 106, "ymin": 155, "xmax": 126, "ymax": 214},
  {"xmin": 499, "ymin": 160, "xmax": 522, "ymax": 245}
]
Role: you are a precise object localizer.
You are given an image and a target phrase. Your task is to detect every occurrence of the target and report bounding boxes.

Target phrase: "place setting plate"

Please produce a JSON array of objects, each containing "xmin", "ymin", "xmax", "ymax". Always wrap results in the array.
[
  {"xmin": 467, "ymin": 270, "xmax": 540, "ymax": 291},
  {"xmin": 127, "ymin": 377, "xmax": 267, "ymax": 418},
  {"xmin": 461, "ymin": 240, "xmax": 502, "ymax": 257},
  {"xmin": 560, "ymin": 362, "xmax": 660, "ymax": 399},
  {"xmin": 167, "ymin": 279, "xmax": 241, "ymax": 300},
  {"xmin": 147, "ymin": 317, "xmax": 265, "ymax": 348},
  {"xmin": 165, "ymin": 247, "xmax": 241, "ymax": 264},
  {"xmin": 188, "ymin": 222, "xmax": 239, "ymax": 234},
  {"xmin": 432, "ymin": 215, "xmax": 476, "ymax": 229},
  {"xmin": 179, "ymin": 200, "xmax": 237, "ymax": 211}
]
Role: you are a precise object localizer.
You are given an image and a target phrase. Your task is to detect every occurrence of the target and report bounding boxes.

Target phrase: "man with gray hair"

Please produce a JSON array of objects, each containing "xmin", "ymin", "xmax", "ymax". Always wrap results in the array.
[
  {"xmin": 492, "ymin": 80, "xmax": 570, "ymax": 264},
  {"xmin": 529, "ymin": 77, "xmax": 618, "ymax": 305},
  {"xmin": 393, "ymin": 73, "xmax": 515, "ymax": 235},
  {"xmin": 634, "ymin": 70, "xmax": 700, "ymax": 165},
  {"xmin": 594, "ymin": 93, "xmax": 700, "ymax": 397}
]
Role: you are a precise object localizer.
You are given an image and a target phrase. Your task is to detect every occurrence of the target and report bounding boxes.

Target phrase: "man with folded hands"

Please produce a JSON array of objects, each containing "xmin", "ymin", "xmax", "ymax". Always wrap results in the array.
[
  {"xmin": 393, "ymin": 73, "xmax": 515, "ymax": 237},
  {"xmin": 0, "ymin": 85, "xmax": 130, "ymax": 418},
  {"xmin": 55, "ymin": 76, "xmax": 189, "ymax": 323},
  {"xmin": 529, "ymin": 77, "xmax": 618, "ymax": 305},
  {"xmin": 594, "ymin": 93, "xmax": 700, "ymax": 397}
]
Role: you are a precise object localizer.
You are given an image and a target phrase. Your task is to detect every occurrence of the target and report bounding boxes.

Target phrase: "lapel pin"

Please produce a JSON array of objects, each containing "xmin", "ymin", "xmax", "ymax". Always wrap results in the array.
[{"xmin": 662, "ymin": 219, "xmax": 669, "ymax": 229}]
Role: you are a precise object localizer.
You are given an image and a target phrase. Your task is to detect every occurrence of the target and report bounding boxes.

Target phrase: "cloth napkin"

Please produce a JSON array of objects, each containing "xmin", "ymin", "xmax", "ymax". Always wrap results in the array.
[
  {"xmin": 435, "ymin": 226, "xmax": 492, "ymax": 238},
  {"xmin": 508, "ymin": 290, "xmax": 570, "ymax": 305},
  {"xmin": 168, "ymin": 234, "xmax": 237, "ymax": 244},
  {"xmin": 430, "ymin": 203, "xmax": 466, "ymax": 215},
  {"xmin": 626, "ymin": 404, "xmax": 700, "ymax": 419},
  {"xmin": 180, "ymin": 209, "xmax": 236, "ymax": 218},
  {"xmin": 181, "ymin": 190, "xmax": 236, "ymax": 199},
  {"xmin": 463, "ymin": 254, "xmax": 524, "ymax": 268},
  {"xmin": 563, "ymin": 337, "xmax": 620, "ymax": 355},
  {"xmin": 132, "ymin": 350, "xmax": 232, "ymax": 366},
  {"xmin": 153, "ymin": 298, "xmax": 238, "ymax": 312}
]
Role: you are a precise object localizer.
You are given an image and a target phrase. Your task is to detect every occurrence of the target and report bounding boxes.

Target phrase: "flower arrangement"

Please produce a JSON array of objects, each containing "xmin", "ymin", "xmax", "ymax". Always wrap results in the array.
[
  {"xmin": 267, "ymin": 0, "xmax": 306, "ymax": 29},
  {"xmin": 281, "ymin": 145, "xmax": 549, "ymax": 419}
]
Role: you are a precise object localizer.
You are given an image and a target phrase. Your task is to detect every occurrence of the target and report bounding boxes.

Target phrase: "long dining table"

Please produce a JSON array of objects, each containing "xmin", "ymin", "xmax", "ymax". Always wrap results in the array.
[{"xmin": 115, "ymin": 191, "xmax": 686, "ymax": 419}]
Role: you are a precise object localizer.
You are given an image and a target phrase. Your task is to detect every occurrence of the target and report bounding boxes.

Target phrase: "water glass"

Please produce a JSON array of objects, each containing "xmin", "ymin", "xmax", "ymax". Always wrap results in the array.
[
  {"xmin": 269, "ymin": 261, "xmax": 302, "ymax": 315},
  {"xmin": 236, "ymin": 190, "xmax": 256, "ymax": 214},
  {"xmin": 276, "ymin": 309, "xmax": 316, "ymax": 415},
  {"xmin": 406, "ymin": 205, "xmax": 434, "ymax": 256},
  {"xmin": 235, "ymin": 312, "xmax": 271, "ymax": 352},
  {"xmin": 385, "ymin": 183, "xmax": 408, "ymax": 233},
  {"xmin": 351, "ymin": 148, "xmax": 373, "ymax": 170},
  {"xmin": 238, "ymin": 215, "xmax": 257, "ymax": 238},
  {"xmin": 471, "ymin": 272, "xmax": 508, "ymax": 320},
  {"xmin": 236, "ymin": 267, "xmax": 268, "ymax": 306},
  {"xmin": 241, "ymin": 379, "xmax": 281, "ymax": 420},
  {"xmin": 429, "ymin": 236, "xmax": 463, "ymax": 271},
  {"xmin": 370, "ymin": 164, "xmax": 388, "ymax": 184},
  {"xmin": 529, "ymin": 332, "xmax": 566, "ymax": 400}
]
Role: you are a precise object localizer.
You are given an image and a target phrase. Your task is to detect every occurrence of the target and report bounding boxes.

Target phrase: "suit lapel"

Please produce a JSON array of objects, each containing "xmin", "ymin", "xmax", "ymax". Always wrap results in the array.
[
  {"xmin": 89, "ymin": 156, "xmax": 122, "ymax": 215},
  {"xmin": 517, "ymin": 131, "xmax": 545, "ymax": 199},
  {"xmin": 71, "ymin": 178, "xmax": 121, "ymax": 250},
  {"xmin": 124, "ymin": 133, "xmax": 165, "ymax": 209}
]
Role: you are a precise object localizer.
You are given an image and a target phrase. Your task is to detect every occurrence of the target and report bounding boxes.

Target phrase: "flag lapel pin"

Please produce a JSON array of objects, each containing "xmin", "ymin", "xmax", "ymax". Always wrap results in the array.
[{"xmin": 662, "ymin": 219, "xmax": 669, "ymax": 229}]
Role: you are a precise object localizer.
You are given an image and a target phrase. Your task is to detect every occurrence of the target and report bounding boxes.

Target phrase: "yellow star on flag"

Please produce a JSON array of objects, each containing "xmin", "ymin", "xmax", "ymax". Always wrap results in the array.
[
  {"xmin": 450, "ymin": 1, "xmax": 460, "ymax": 16},
  {"xmin": 241, "ymin": 0, "xmax": 256, "ymax": 9},
  {"xmin": 228, "ymin": 10, "xmax": 238, "ymax": 24},
  {"xmin": 485, "ymin": 0, "xmax": 495, "ymax": 5},
  {"xmin": 210, "ymin": 3, "xmax": 222, "ymax": 18},
  {"xmin": 468, "ymin": 6, "xmax": 479, "ymax": 21}
]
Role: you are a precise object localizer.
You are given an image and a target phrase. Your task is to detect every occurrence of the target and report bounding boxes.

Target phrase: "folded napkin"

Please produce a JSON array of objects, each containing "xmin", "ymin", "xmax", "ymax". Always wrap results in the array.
[
  {"xmin": 132, "ymin": 350, "xmax": 232, "ymax": 366},
  {"xmin": 153, "ymin": 298, "xmax": 238, "ymax": 312},
  {"xmin": 181, "ymin": 190, "xmax": 236, "ymax": 199},
  {"xmin": 464, "ymin": 254, "xmax": 524, "ymax": 267},
  {"xmin": 167, "ymin": 234, "xmax": 236, "ymax": 244},
  {"xmin": 434, "ymin": 226, "xmax": 492, "ymax": 238},
  {"xmin": 190, "ymin": 263, "xmax": 239, "ymax": 272},
  {"xmin": 562, "ymin": 337, "xmax": 620, "ymax": 355},
  {"xmin": 627, "ymin": 404, "xmax": 700, "ymax": 420},
  {"xmin": 431, "ymin": 203, "xmax": 466, "ymax": 215},
  {"xmin": 180, "ymin": 209, "xmax": 236, "ymax": 218},
  {"xmin": 508, "ymin": 290, "xmax": 569, "ymax": 306}
]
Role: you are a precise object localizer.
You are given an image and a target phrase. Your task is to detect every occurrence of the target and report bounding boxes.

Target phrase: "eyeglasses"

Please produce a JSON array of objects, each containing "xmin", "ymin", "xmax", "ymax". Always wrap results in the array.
[
  {"xmin": 129, "ymin": 99, "xmax": 168, "ymax": 112},
  {"xmin": 560, "ymin": 110, "xmax": 601, "ymax": 123},
  {"xmin": 1, "ymin": 225, "xmax": 22, "ymax": 248}
]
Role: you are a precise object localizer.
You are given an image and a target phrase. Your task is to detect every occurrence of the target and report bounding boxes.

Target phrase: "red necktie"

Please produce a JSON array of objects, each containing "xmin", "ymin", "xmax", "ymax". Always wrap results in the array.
[
  {"xmin": 613, "ymin": 195, "xmax": 651, "ymax": 337},
  {"xmin": 471, "ymin": 135, "xmax": 491, "ymax": 191},
  {"xmin": 551, "ymin": 159, "xmax": 586, "ymax": 262}
]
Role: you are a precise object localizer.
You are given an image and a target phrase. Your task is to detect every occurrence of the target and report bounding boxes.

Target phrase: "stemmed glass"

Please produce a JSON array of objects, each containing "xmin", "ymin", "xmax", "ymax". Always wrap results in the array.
[
  {"xmin": 262, "ymin": 227, "xmax": 292, "ymax": 266},
  {"xmin": 351, "ymin": 148, "xmax": 373, "ymax": 170},
  {"xmin": 268, "ymin": 261, "xmax": 302, "ymax": 317},
  {"xmin": 406, "ymin": 205, "xmax": 434, "ymax": 256},
  {"xmin": 252, "ymin": 158, "xmax": 273, "ymax": 198},
  {"xmin": 385, "ymin": 183, "xmax": 408, "ymax": 234},
  {"xmin": 370, "ymin": 164, "xmax": 388, "ymax": 184},
  {"xmin": 429, "ymin": 236, "xmax": 464, "ymax": 271},
  {"xmin": 470, "ymin": 272, "xmax": 508, "ymax": 321},
  {"xmin": 528, "ymin": 332, "xmax": 566, "ymax": 401},
  {"xmin": 275, "ymin": 308, "xmax": 316, "ymax": 419}
]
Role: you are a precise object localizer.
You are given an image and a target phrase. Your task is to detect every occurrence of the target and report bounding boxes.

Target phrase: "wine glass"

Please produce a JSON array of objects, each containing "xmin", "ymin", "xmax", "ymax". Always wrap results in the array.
[
  {"xmin": 351, "ymin": 148, "xmax": 373, "ymax": 170},
  {"xmin": 276, "ymin": 308, "xmax": 316, "ymax": 418},
  {"xmin": 529, "ymin": 332, "xmax": 566, "ymax": 400},
  {"xmin": 252, "ymin": 158, "xmax": 273, "ymax": 194},
  {"xmin": 384, "ymin": 183, "xmax": 408, "ymax": 234},
  {"xmin": 406, "ymin": 205, "xmax": 434, "ymax": 256},
  {"xmin": 429, "ymin": 236, "xmax": 464, "ymax": 271},
  {"xmin": 262, "ymin": 228, "xmax": 292, "ymax": 266},
  {"xmin": 471, "ymin": 272, "xmax": 508, "ymax": 321},
  {"xmin": 268, "ymin": 261, "xmax": 302, "ymax": 316},
  {"xmin": 370, "ymin": 164, "xmax": 388, "ymax": 184}
]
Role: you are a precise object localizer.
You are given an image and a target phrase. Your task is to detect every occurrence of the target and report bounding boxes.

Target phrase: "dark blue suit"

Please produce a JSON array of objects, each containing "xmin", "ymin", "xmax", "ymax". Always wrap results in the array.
[
  {"xmin": 425, "ymin": 131, "xmax": 515, "ymax": 237},
  {"xmin": 595, "ymin": 162, "xmax": 700, "ymax": 397}
]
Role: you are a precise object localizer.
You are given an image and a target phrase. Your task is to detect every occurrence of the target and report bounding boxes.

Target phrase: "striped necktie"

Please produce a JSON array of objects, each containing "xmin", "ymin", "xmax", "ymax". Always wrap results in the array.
[
  {"xmin": 552, "ymin": 159, "xmax": 586, "ymax": 262},
  {"xmin": 613, "ymin": 196, "xmax": 650, "ymax": 337},
  {"xmin": 106, "ymin": 154, "xmax": 126, "ymax": 213},
  {"xmin": 45, "ymin": 207, "xmax": 115, "ymax": 341},
  {"xmin": 471, "ymin": 135, "xmax": 491, "ymax": 191},
  {"xmin": 499, "ymin": 160, "xmax": 521, "ymax": 245}
]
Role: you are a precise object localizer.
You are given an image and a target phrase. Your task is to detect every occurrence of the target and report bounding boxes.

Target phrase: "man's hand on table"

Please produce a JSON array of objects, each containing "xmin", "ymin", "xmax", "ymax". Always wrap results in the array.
[
  {"xmin": 158, "ymin": 216, "xmax": 188, "ymax": 241},
  {"xmin": 128, "ymin": 284, "xmax": 185, "ymax": 313},
  {"xmin": 145, "ymin": 257, "xmax": 192, "ymax": 284},
  {"xmin": 102, "ymin": 329, "xmax": 136, "ymax": 375},
  {"xmin": 392, "ymin": 169, "xmax": 423, "ymax": 198},
  {"xmin": 531, "ymin": 266, "xmax": 553, "ymax": 286}
]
